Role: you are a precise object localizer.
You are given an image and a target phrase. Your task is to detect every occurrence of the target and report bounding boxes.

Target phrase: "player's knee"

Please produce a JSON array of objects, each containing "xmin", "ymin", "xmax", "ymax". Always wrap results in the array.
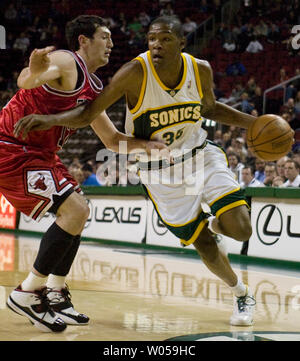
[
  {"xmin": 75, "ymin": 202, "xmax": 90, "ymax": 223},
  {"xmin": 194, "ymin": 234, "xmax": 219, "ymax": 263},
  {"xmin": 232, "ymin": 219, "xmax": 252, "ymax": 242}
]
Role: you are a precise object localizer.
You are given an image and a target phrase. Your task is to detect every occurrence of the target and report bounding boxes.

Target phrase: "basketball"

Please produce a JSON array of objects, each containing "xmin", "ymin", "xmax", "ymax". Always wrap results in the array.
[{"xmin": 246, "ymin": 114, "xmax": 294, "ymax": 161}]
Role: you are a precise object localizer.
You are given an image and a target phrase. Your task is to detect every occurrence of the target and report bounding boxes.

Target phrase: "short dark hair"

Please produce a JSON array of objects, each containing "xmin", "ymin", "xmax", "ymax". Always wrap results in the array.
[
  {"xmin": 66, "ymin": 15, "xmax": 106, "ymax": 51},
  {"xmin": 243, "ymin": 164, "xmax": 255, "ymax": 175},
  {"xmin": 285, "ymin": 159, "xmax": 300, "ymax": 170},
  {"xmin": 149, "ymin": 15, "xmax": 184, "ymax": 38}
]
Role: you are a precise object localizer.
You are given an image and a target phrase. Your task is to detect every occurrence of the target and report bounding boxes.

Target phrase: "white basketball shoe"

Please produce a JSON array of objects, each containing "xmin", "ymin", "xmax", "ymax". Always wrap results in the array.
[
  {"xmin": 47, "ymin": 286, "xmax": 89, "ymax": 325},
  {"xmin": 230, "ymin": 286, "xmax": 256, "ymax": 326},
  {"xmin": 7, "ymin": 286, "xmax": 67, "ymax": 332}
]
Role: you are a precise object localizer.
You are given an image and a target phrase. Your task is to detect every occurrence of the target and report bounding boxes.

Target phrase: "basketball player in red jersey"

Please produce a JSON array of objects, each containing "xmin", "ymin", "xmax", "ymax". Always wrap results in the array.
[{"xmin": 1, "ymin": 15, "xmax": 168, "ymax": 333}]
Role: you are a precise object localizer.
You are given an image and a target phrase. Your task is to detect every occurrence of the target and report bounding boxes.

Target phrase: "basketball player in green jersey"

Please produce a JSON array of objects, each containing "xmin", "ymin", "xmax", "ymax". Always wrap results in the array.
[{"xmin": 15, "ymin": 16, "xmax": 257, "ymax": 326}]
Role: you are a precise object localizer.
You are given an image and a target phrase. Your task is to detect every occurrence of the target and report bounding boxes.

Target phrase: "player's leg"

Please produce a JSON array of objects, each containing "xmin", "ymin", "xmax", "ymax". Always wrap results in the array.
[
  {"xmin": 208, "ymin": 204, "xmax": 252, "ymax": 241},
  {"xmin": 44, "ymin": 192, "xmax": 90, "ymax": 325},
  {"xmin": 8, "ymin": 191, "xmax": 89, "ymax": 332},
  {"xmin": 199, "ymin": 142, "xmax": 255, "ymax": 325}
]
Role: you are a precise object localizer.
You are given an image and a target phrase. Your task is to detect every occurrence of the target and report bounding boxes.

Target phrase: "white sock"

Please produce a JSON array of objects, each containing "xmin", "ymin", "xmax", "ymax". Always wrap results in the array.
[
  {"xmin": 230, "ymin": 278, "xmax": 247, "ymax": 298},
  {"xmin": 46, "ymin": 274, "xmax": 66, "ymax": 290},
  {"xmin": 21, "ymin": 271, "xmax": 46, "ymax": 291}
]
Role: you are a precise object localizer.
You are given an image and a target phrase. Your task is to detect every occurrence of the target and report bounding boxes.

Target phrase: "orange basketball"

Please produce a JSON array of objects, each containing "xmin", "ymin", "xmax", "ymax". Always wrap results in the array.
[{"xmin": 246, "ymin": 114, "xmax": 294, "ymax": 161}]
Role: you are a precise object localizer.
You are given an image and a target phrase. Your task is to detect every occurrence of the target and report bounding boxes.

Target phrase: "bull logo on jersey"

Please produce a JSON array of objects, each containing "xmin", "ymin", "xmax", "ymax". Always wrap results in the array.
[{"xmin": 29, "ymin": 173, "xmax": 47, "ymax": 191}]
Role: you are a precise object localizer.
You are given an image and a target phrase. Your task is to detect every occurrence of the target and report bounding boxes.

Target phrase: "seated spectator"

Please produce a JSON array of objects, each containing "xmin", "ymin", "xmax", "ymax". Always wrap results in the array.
[
  {"xmin": 138, "ymin": 11, "xmax": 151, "ymax": 28},
  {"xmin": 230, "ymin": 82, "xmax": 245, "ymax": 102},
  {"xmin": 263, "ymin": 162, "xmax": 277, "ymax": 186},
  {"xmin": 4, "ymin": 4, "xmax": 17, "ymax": 24},
  {"xmin": 241, "ymin": 92, "xmax": 254, "ymax": 114},
  {"xmin": 82, "ymin": 163, "xmax": 101, "ymax": 186},
  {"xmin": 232, "ymin": 137, "xmax": 248, "ymax": 163},
  {"xmin": 159, "ymin": 3, "xmax": 174, "ymax": 16},
  {"xmin": 291, "ymin": 150, "xmax": 300, "ymax": 169},
  {"xmin": 213, "ymin": 129, "xmax": 223, "ymax": 146},
  {"xmin": 182, "ymin": 17, "xmax": 197, "ymax": 36},
  {"xmin": 294, "ymin": 91, "xmax": 300, "ymax": 114},
  {"xmin": 223, "ymin": 39, "xmax": 236, "ymax": 52},
  {"xmin": 226, "ymin": 60, "xmax": 247, "ymax": 76},
  {"xmin": 227, "ymin": 152, "xmax": 244, "ymax": 183},
  {"xmin": 68, "ymin": 165, "xmax": 84, "ymax": 185},
  {"xmin": 245, "ymin": 76, "xmax": 257, "ymax": 98},
  {"xmin": 281, "ymin": 160, "xmax": 300, "ymax": 187},
  {"xmin": 251, "ymin": 86, "xmax": 263, "ymax": 114},
  {"xmin": 276, "ymin": 156, "xmax": 289, "ymax": 180},
  {"xmin": 267, "ymin": 23, "xmax": 280, "ymax": 44},
  {"xmin": 241, "ymin": 164, "xmax": 265, "ymax": 188},
  {"xmin": 272, "ymin": 176, "xmax": 285, "ymax": 187},
  {"xmin": 13, "ymin": 32, "xmax": 30, "ymax": 54},
  {"xmin": 254, "ymin": 19, "xmax": 269, "ymax": 38},
  {"xmin": 246, "ymin": 36, "xmax": 263, "ymax": 53},
  {"xmin": 254, "ymin": 158, "xmax": 266, "ymax": 182}
]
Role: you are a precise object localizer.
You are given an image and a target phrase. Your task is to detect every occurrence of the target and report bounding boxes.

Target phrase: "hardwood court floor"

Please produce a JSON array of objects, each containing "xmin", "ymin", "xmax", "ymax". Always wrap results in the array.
[{"xmin": 1, "ymin": 231, "xmax": 300, "ymax": 341}]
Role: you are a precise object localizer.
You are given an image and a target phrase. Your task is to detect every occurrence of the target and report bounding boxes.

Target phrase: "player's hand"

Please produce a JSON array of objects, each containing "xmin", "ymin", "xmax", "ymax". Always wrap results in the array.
[
  {"xmin": 144, "ymin": 141, "xmax": 174, "ymax": 164},
  {"xmin": 29, "ymin": 46, "xmax": 55, "ymax": 75},
  {"xmin": 13, "ymin": 114, "xmax": 55, "ymax": 139}
]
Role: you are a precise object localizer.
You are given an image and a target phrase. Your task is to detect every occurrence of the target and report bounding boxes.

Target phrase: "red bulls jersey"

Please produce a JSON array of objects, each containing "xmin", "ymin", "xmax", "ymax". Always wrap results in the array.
[{"xmin": 0, "ymin": 51, "xmax": 103, "ymax": 152}]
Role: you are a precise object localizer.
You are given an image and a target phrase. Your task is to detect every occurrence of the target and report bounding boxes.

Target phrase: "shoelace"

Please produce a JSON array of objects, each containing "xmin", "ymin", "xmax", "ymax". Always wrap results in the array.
[
  {"xmin": 34, "ymin": 288, "xmax": 56, "ymax": 319},
  {"xmin": 237, "ymin": 295, "xmax": 256, "ymax": 312},
  {"xmin": 47, "ymin": 284, "xmax": 73, "ymax": 307}
]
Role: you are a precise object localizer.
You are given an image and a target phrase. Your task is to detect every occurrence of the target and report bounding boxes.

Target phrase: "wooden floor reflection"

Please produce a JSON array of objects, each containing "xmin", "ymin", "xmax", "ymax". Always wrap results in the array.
[{"xmin": 0, "ymin": 232, "xmax": 300, "ymax": 341}]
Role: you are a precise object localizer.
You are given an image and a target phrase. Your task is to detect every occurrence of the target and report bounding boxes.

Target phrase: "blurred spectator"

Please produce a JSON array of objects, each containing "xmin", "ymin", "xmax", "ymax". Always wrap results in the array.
[
  {"xmin": 292, "ymin": 149, "xmax": 300, "ymax": 166},
  {"xmin": 82, "ymin": 163, "xmax": 101, "ymax": 186},
  {"xmin": 263, "ymin": 162, "xmax": 277, "ymax": 186},
  {"xmin": 227, "ymin": 152, "xmax": 244, "ymax": 183},
  {"xmin": 159, "ymin": 3, "xmax": 174, "ymax": 16},
  {"xmin": 241, "ymin": 164, "xmax": 265, "ymax": 188},
  {"xmin": 4, "ymin": 4, "xmax": 17, "ymax": 23},
  {"xmin": 279, "ymin": 67, "xmax": 288, "ymax": 83},
  {"xmin": 294, "ymin": 91, "xmax": 300, "ymax": 114},
  {"xmin": 230, "ymin": 82, "xmax": 245, "ymax": 102},
  {"xmin": 223, "ymin": 39, "xmax": 236, "ymax": 52},
  {"xmin": 241, "ymin": 92, "xmax": 254, "ymax": 113},
  {"xmin": 246, "ymin": 36, "xmax": 263, "ymax": 53},
  {"xmin": 267, "ymin": 23, "xmax": 280, "ymax": 44},
  {"xmin": 232, "ymin": 137, "xmax": 248, "ymax": 163},
  {"xmin": 68, "ymin": 165, "xmax": 84, "ymax": 185},
  {"xmin": 213, "ymin": 129, "xmax": 223, "ymax": 146},
  {"xmin": 182, "ymin": 17, "xmax": 197, "ymax": 36},
  {"xmin": 13, "ymin": 32, "xmax": 30, "ymax": 54},
  {"xmin": 251, "ymin": 86, "xmax": 263, "ymax": 114},
  {"xmin": 226, "ymin": 60, "xmax": 246, "ymax": 76},
  {"xmin": 282, "ymin": 159, "xmax": 300, "ymax": 187},
  {"xmin": 276, "ymin": 156, "xmax": 289, "ymax": 180},
  {"xmin": 245, "ymin": 76, "xmax": 257, "ymax": 98},
  {"xmin": 18, "ymin": 4, "xmax": 33, "ymax": 26},
  {"xmin": 254, "ymin": 19, "xmax": 269, "ymax": 38},
  {"xmin": 272, "ymin": 175, "xmax": 285, "ymax": 187},
  {"xmin": 254, "ymin": 158, "xmax": 265, "ymax": 182},
  {"xmin": 138, "ymin": 11, "xmax": 151, "ymax": 28}
]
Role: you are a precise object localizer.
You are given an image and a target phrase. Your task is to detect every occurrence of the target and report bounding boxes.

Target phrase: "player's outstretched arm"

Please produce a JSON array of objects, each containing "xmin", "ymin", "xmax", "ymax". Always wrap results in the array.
[
  {"xmin": 17, "ymin": 46, "xmax": 67, "ymax": 89},
  {"xmin": 196, "ymin": 59, "xmax": 257, "ymax": 129},
  {"xmin": 14, "ymin": 60, "xmax": 140, "ymax": 139}
]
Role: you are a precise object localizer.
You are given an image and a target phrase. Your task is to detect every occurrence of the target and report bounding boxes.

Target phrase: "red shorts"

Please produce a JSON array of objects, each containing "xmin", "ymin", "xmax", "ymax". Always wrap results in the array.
[{"xmin": 0, "ymin": 140, "xmax": 81, "ymax": 221}]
